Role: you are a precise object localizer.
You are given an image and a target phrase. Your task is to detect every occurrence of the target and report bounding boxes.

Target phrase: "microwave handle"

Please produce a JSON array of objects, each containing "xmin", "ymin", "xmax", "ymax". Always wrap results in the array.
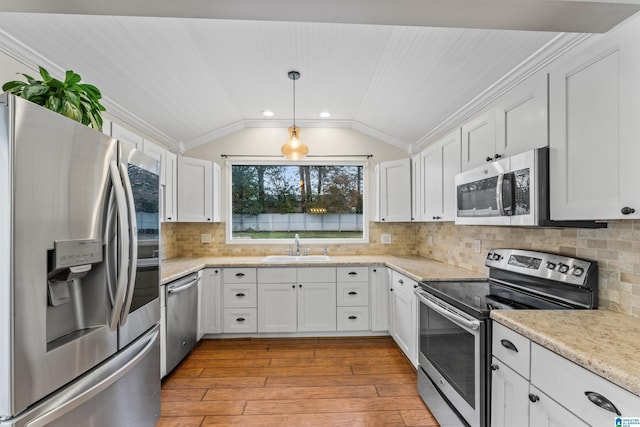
[{"xmin": 496, "ymin": 174, "xmax": 505, "ymax": 216}]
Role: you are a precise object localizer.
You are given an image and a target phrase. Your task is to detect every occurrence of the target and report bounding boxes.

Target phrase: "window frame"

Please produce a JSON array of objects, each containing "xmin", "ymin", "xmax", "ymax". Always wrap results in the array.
[{"xmin": 225, "ymin": 158, "xmax": 370, "ymax": 245}]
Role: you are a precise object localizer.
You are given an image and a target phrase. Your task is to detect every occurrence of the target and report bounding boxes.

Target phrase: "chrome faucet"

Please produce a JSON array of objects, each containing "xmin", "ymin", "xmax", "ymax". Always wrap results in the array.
[{"xmin": 294, "ymin": 233, "xmax": 300, "ymax": 256}]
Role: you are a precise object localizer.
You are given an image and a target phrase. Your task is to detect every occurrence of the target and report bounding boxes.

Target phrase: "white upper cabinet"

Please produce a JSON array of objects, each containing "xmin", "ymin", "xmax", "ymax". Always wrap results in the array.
[
  {"xmin": 461, "ymin": 73, "xmax": 549, "ymax": 172},
  {"xmin": 212, "ymin": 162, "xmax": 222, "ymax": 223},
  {"xmin": 111, "ymin": 122, "xmax": 143, "ymax": 151},
  {"xmin": 495, "ymin": 73, "xmax": 549, "ymax": 159},
  {"xmin": 461, "ymin": 109, "xmax": 496, "ymax": 171},
  {"xmin": 164, "ymin": 152, "xmax": 178, "ymax": 222},
  {"xmin": 178, "ymin": 155, "xmax": 213, "ymax": 222},
  {"xmin": 411, "ymin": 155, "xmax": 421, "ymax": 222},
  {"xmin": 142, "ymin": 140, "xmax": 166, "ymax": 186},
  {"xmin": 549, "ymin": 16, "xmax": 640, "ymax": 220},
  {"xmin": 377, "ymin": 158, "xmax": 411, "ymax": 222},
  {"xmin": 420, "ymin": 129, "xmax": 461, "ymax": 222}
]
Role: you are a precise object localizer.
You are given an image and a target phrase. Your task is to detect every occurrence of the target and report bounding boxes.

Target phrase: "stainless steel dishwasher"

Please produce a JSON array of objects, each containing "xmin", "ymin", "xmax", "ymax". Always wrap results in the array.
[{"xmin": 165, "ymin": 272, "xmax": 199, "ymax": 373}]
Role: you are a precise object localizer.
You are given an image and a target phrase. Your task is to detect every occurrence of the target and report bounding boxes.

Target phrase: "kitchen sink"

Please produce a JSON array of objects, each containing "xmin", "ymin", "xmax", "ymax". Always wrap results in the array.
[{"xmin": 262, "ymin": 255, "xmax": 331, "ymax": 263}]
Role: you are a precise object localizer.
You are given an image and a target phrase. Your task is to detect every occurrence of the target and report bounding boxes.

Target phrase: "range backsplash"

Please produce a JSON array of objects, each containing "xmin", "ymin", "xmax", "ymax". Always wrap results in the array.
[{"xmin": 161, "ymin": 220, "xmax": 640, "ymax": 317}]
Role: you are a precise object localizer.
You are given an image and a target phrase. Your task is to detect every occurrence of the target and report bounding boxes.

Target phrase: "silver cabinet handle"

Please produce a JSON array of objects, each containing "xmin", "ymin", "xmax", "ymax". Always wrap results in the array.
[
  {"xmin": 107, "ymin": 162, "xmax": 129, "ymax": 331},
  {"xmin": 119, "ymin": 162, "xmax": 138, "ymax": 326},
  {"xmin": 585, "ymin": 391, "xmax": 621, "ymax": 416},
  {"xmin": 167, "ymin": 278, "xmax": 199, "ymax": 294},
  {"xmin": 416, "ymin": 291, "xmax": 480, "ymax": 331}
]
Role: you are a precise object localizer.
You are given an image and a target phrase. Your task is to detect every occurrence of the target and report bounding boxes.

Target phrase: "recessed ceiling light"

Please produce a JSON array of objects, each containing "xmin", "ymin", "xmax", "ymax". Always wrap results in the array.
[
  {"xmin": 262, "ymin": 110, "xmax": 275, "ymax": 117},
  {"xmin": 319, "ymin": 111, "xmax": 331, "ymax": 118}
]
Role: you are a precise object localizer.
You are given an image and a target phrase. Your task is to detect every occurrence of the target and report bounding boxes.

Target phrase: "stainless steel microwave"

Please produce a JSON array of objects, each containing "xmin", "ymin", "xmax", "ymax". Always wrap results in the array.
[{"xmin": 455, "ymin": 147, "xmax": 548, "ymax": 226}]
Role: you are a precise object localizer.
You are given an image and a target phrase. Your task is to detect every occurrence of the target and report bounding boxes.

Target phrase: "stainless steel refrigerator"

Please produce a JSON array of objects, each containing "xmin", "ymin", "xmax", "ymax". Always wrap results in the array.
[{"xmin": 0, "ymin": 94, "xmax": 161, "ymax": 426}]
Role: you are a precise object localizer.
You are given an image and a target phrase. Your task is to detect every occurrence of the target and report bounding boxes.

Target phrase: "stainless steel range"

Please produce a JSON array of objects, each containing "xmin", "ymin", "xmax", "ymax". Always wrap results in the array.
[{"xmin": 415, "ymin": 249, "xmax": 598, "ymax": 427}]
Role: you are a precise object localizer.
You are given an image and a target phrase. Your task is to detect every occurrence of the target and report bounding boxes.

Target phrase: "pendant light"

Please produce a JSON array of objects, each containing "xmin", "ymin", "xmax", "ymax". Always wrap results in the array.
[{"xmin": 281, "ymin": 70, "xmax": 309, "ymax": 160}]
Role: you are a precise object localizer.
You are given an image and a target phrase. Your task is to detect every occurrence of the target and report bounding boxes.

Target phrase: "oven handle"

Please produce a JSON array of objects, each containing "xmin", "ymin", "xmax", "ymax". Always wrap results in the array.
[
  {"xmin": 416, "ymin": 291, "xmax": 480, "ymax": 331},
  {"xmin": 496, "ymin": 173, "xmax": 505, "ymax": 216}
]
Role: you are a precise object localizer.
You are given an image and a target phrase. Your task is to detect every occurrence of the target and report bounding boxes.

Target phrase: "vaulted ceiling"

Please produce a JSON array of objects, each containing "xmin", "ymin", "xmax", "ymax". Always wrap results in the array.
[{"xmin": 0, "ymin": 4, "xmax": 636, "ymax": 152}]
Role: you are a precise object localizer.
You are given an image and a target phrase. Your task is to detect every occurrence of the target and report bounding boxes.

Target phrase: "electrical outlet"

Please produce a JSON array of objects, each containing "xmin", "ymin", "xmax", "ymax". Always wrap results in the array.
[
  {"xmin": 428, "ymin": 235, "xmax": 433, "ymax": 245},
  {"xmin": 381, "ymin": 234, "xmax": 392, "ymax": 244},
  {"xmin": 201, "ymin": 233, "xmax": 212, "ymax": 244},
  {"xmin": 473, "ymin": 239, "xmax": 482, "ymax": 254}
]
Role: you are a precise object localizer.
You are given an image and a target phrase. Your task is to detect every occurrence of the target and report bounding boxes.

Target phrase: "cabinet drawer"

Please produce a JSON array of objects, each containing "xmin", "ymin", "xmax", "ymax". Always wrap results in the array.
[
  {"xmin": 337, "ymin": 267, "xmax": 369, "ymax": 282},
  {"xmin": 531, "ymin": 343, "xmax": 640, "ymax": 425},
  {"xmin": 492, "ymin": 322, "xmax": 531, "ymax": 379},
  {"xmin": 297, "ymin": 267, "xmax": 336, "ymax": 283},
  {"xmin": 223, "ymin": 283, "xmax": 257, "ymax": 308},
  {"xmin": 390, "ymin": 270, "xmax": 417, "ymax": 296},
  {"xmin": 223, "ymin": 308, "xmax": 257, "ymax": 333},
  {"xmin": 337, "ymin": 307, "xmax": 370, "ymax": 331},
  {"xmin": 257, "ymin": 268, "xmax": 296, "ymax": 284},
  {"xmin": 337, "ymin": 282, "xmax": 369, "ymax": 306},
  {"xmin": 223, "ymin": 268, "xmax": 257, "ymax": 283}
]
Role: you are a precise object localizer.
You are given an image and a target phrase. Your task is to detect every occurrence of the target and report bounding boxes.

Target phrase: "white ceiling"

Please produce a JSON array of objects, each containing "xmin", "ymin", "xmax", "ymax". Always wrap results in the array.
[{"xmin": 0, "ymin": 10, "xmax": 617, "ymax": 151}]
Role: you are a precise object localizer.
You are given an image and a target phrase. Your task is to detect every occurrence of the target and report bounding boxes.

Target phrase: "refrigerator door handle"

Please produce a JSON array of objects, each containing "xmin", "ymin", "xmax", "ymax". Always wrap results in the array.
[
  {"xmin": 24, "ymin": 327, "xmax": 159, "ymax": 427},
  {"xmin": 119, "ymin": 162, "xmax": 138, "ymax": 326},
  {"xmin": 107, "ymin": 161, "xmax": 130, "ymax": 331}
]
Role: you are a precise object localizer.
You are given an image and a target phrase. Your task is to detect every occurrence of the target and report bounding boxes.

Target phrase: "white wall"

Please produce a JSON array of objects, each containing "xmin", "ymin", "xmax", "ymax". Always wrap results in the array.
[
  {"xmin": 185, "ymin": 127, "xmax": 409, "ymax": 222},
  {"xmin": 0, "ymin": 50, "xmax": 35, "ymax": 85}
]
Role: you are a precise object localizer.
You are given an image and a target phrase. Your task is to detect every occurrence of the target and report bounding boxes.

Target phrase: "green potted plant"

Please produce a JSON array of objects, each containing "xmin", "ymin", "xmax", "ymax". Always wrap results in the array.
[{"xmin": 2, "ymin": 66, "xmax": 105, "ymax": 130}]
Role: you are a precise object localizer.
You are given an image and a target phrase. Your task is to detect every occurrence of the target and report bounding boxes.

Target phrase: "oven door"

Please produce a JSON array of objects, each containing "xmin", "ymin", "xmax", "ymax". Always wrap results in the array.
[
  {"xmin": 454, "ymin": 156, "xmax": 510, "ymax": 225},
  {"xmin": 416, "ymin": 290, "xmax": 486, "ymax": 427}
]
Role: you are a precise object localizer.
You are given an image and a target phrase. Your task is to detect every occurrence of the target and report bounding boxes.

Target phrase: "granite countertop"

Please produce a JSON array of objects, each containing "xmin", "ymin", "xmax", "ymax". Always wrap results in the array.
[
  {"xmin": 160, "ymin": 255, "xmax": 486, "ymax": 284},
  {"xmin": 491, "ymin": 310, "xmax": 640, "ymax": 397}
]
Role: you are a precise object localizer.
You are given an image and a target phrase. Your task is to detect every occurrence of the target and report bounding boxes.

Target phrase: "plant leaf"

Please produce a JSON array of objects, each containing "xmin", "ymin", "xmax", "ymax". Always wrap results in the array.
[
  {"xmin": 2, "ymin": 80, "xmax": 26, "ymax": 93},
  {"xmin": 64, "ymin": 70, "xmax": 82, "ymax": 86},
  {"xmin": 47, "ymin": 78, "xmax": 64, "ymax": 89},
  {"xmin": 45, "ymin": 95, "xmax": 62, "ymax": 112},
  {"xmin": 18, "ymin": 73, "xmax": 36, "ymax": 84},
  {"xmin": 61, "ymin": 100, "xmax": 82, "ymax": 122},
  {"xmin": 39, "ymin": 66, "xmax": 52, "ymax": 83},
  {"xmin": 23, "ymin": 84, "xmax": 49, "ymax": 101},
  {"xmin": 78, "ymin": 83, "xmax": 102, "ymax": 99},
  {"xmin": 64, "ymin": 90, "xmax": 80, "ymax": 108}
]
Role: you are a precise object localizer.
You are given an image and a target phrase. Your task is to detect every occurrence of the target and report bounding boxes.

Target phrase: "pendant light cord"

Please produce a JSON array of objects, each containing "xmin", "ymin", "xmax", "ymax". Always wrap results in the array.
[{"xmin": 292, "ymin": 76, "xmax": 296, "ymax": 128}]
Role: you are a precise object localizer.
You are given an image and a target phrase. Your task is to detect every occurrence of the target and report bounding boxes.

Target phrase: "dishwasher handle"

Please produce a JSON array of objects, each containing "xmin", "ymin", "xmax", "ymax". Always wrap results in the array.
[{"xmin": 168, "ymin": 276, "xmax": 199, "ymax": 295}]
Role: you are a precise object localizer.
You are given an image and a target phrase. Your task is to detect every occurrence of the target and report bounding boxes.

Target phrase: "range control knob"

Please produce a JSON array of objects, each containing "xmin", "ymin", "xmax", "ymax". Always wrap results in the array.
[
  {"xmin": 546, "ymin": 262, "xmax": 556, "ymax": 270},
  {"xmin": 492, "ymin": 253, "xmax": 502, "ymax": 261},
  {"xmin": 486, "ymin": 252, "xmax": 494, "ymax": 260},
  {"xmin": 572, "ymin": 267, "xmax": 584, "ymax": 276},
  {"xmin": 557, "ymin": 263, "xmax": 570, "ymax": 274}
]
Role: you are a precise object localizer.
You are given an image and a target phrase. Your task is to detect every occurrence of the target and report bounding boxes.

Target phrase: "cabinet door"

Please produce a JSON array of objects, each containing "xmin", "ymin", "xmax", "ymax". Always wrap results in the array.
[
  {"xmin": 201, "ymin": 268, "xmax": 222, "ymax": 334},
  {"xmin": 370, "ymin": 267, "xmax": 389, "ymax": 332},
  {"xmin": 420, "ymin": 142, "xmax": 443, "ymax": 222},
  {"xmin": 495, "ymin": 73, "xmax": 548, "ymax": 158},
  {"xmin": 529, "ymin": 386, "xmax": 588, "ymax": 427},
  {"xmin": 411, "ymin": 154, "xmax": 421, "ymax": 222},
  {"xmin": 212, "ymin": 162, "xmax": 222, "ymax": 222},
  {"xmin": 164, "ymin": 151, "xmax": 178, "ymax": 222},
  {"xmin": 142, "ymin": 140, "xmax": 166, "ymax": 186},
  {"xmin": 378, "ymin": 159, "xmax": 411, "ymax": 222},
  {"xmin": 549, "ymin": 22, "xmax": 640, "ymax": 220},
  {"xmin": 389, "ymin": 288, "xmax": 416, "ymax": 364},
  {"xmin": 258, "ymin": 283, "xmax": 297, "ymax": 333},
  {"xmin": 111, "ymin": 123, "xmax": 143, "ymax": 151},
  {"xmin": 490, "ymin": 357, "xmax": 529, "ymax": 427},
  {"xmin": 297, "ymin": 282, "xmax": 336, "ymax": 332},
  {"xmin": 178, "ymin": 155, "xmax": 213, "ymax": 222},
  {"xmin": 441, "ymin": 130, "xmax": 461, "ymax": 221},
  {"xmin": 461, "ymin": 109, "xmax": 496, "ymax": 171}
]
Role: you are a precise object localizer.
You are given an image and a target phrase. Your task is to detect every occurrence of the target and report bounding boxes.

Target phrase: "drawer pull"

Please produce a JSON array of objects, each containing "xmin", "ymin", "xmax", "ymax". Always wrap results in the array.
[
  {"xmin": 235, "ymin": 273, "xmax": 245, "ymax": 277},
  {"xmin": 348, "ymin": 291, "xmax": 358, "ymax": 295},
  {"xmin": 348, "ymin": 272, "xmax": 358, "ymax": 276},
  {"xmin": 528, "ymin": 394, "xmax": 539, "ymax": 403},
  {"xmin": 585, "ymin": 391, "xmax": 622, "ymax": 416},
  {"xmin": 348, "ymin": 316, "xmax": 358, "ymax": 320},
  {"xmin": 500, "ymin": 339, "xmax": 518, "ymax": 352},
  {"xmin": 491, "ymin": 364, "xmax": 499, "ymax": 371},
  {"xmin": 398, "ymin": 279, "xmax": 404, "ymax": 284},
  {"xmin": 236, "ymin": 317, "xmax": 245, "ymax": 322},
  {"xmin": 235, "ymin": 292, "xmax": 245, "ymax": 297}
]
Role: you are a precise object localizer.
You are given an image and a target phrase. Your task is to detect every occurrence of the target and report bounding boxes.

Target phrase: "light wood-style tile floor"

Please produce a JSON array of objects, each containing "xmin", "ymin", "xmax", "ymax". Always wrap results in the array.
[{"xmin": 157, "ymin": 337, "xmax": 439, "ymax": 426}]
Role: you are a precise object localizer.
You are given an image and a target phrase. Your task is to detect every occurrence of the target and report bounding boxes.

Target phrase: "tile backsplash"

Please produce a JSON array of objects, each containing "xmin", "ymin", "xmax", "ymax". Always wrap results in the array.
[{"xmin": 161, "ymin": 220, "xmax": 640, "ymax": 317}]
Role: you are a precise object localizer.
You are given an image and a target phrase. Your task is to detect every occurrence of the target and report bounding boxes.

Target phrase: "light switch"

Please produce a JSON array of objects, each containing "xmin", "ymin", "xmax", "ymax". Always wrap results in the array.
[
  {"xmin": 381, "ymin": 234, "xmax": 392, "ymax": 244},
  {"xmin": 201, "ymin": 233, "xmax": 212, "ymax": 244}
]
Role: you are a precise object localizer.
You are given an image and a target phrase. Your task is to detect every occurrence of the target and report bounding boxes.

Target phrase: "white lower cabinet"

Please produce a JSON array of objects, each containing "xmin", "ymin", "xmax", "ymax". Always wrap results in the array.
[
  {"xmin": 490, "ymin": 357, "xmax": 529, "ymax": 427},
  {"xmin": 370, "ymin": 266, "xmax": 389, "ymax": 332},
  {"xmin": 298, "ymin": 281, "xmax": 337, "ymax": 332},
  {"xmin": 389, "ymin": 270, "xmax": 418, "ymax": 366},
  {"xmin": 491, "ymin": 323, "xmax": 640, "ymax": 426},
  {"xmin": 223, "ymin": 308, "xmax": 257, "ymax": 333},
  {"xmin": 223, "ymin": 268, "xmax": 257, "ymax": 333},
  {"xmin": 160, "ymin": 285, "xmax": 166, "ymax": 378},
  {"xmin": 257, "ymin": 268, "xmax": 297, "ymax": 333},
  {"xmin": 200, "ymin": 268, "xmax": 222, "ymax": 334}
]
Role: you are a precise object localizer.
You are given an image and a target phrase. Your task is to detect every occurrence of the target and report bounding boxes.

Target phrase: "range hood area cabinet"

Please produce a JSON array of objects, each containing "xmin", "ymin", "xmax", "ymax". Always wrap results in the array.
[
  {"xmin": 177, "ymin": 155, "xmax": 222, "ymax": 223},
  {"xmin": 548, "ymin": 18, "xmax": 640, "ymax": 221}
]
